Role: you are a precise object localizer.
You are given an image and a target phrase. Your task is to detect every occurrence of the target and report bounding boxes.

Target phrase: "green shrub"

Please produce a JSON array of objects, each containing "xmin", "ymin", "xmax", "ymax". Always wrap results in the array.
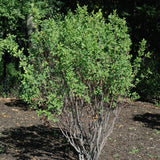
[
  {"xmin": 21, "ymin": 6, "xmax": 133, "ymax": 109},
  {"xmin": 20, "ymin": 6, "xmax": 147, "ymax": 160}
]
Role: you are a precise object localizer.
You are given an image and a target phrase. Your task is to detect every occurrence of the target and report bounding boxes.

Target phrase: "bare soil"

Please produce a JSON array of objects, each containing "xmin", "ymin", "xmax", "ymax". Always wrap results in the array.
[{"xmin": 0, "ymin": 98, "xmax": 160, "ymax": 160}]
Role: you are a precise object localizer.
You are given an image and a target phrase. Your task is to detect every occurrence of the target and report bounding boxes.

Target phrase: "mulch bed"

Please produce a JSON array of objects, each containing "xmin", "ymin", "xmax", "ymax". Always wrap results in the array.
[{"xmin": 0, "ymin": 98, "xmax": 160, "ymax": 160}]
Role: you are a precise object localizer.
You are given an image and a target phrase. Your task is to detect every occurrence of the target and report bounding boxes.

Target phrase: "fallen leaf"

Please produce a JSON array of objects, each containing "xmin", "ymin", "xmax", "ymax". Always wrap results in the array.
[
  {"xmin": 16, "ymin": 123, "xmax": 20, "ymax": 126},
  {"xmin": 2, "ymin": 114, "xmax": 7, "ymax": 118},
  {"xmin": 119, "ymin": 125, "xmax": 123, "ymax": 128},
  {"xmin": 12, "ymin": 108, "xmax": 19, "ymax": 112}
]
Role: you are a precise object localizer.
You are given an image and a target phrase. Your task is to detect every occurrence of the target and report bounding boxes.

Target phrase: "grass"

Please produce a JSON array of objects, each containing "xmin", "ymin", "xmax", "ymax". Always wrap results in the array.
[
  {"xmin": 113, "ymin": 153, "xmax": 119, "ymax": 158},
  {"xmin": 153, "ymin": 129, "xmax": 160, "ymax": 136},
  {"xmin": 147, "ymin": 154, "xmax": 160, "ymax": 159},
  {"xmin": 129, "ymin": 148, "xmax": 139, "ymax": 154},
  {"xmin": 154, "ymin": 102, "xmax": 159, "ymax": 107}
]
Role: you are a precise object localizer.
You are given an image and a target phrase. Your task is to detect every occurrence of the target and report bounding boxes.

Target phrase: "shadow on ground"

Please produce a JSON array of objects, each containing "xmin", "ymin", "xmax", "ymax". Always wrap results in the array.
[
  {"xmin": 0, "ymin": 125, "xmax": 77, "ymax": 160},
  {"xmin": 4, "ymin": 99, "xmax": 31, "ymax": 111},
  {"xmin": 133, "ymin": 113, "xmax": 160, "ymax": 130}
]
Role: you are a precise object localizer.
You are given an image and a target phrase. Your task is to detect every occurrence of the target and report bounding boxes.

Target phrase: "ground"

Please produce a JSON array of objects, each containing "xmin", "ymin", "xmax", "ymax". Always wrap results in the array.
[{"xmin": 0, "ymin": 98, "xmax": 160, "ymax": 160}]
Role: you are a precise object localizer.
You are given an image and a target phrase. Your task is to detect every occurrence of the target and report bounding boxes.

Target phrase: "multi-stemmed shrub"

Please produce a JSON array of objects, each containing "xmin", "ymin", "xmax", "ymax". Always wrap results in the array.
[{"xmin": 19, "ymin": 6, "xmax": 148, "ymax": 160}]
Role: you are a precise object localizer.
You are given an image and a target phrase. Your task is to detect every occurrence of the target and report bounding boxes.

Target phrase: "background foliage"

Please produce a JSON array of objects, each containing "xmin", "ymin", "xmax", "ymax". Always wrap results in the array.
[
  {"xmin": 0, "ymin": 0, "xmax": 62, "ymax": 96},
  {"xmin": 0, "ymin": 0, "xmax": 159, "ymax": 99}
]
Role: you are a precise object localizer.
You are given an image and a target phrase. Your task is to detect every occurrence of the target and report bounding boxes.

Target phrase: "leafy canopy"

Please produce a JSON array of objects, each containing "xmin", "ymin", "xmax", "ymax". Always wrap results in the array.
[{"xmin": 20, "ymin": 6, "xmax": 136, "ymax": 119}]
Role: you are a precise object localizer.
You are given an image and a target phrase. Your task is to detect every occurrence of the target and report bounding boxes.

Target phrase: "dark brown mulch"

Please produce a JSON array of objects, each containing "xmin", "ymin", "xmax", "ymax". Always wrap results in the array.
[{"xmin": 0, "ymin": 98, "xmax": 160, "ymax": 160}]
